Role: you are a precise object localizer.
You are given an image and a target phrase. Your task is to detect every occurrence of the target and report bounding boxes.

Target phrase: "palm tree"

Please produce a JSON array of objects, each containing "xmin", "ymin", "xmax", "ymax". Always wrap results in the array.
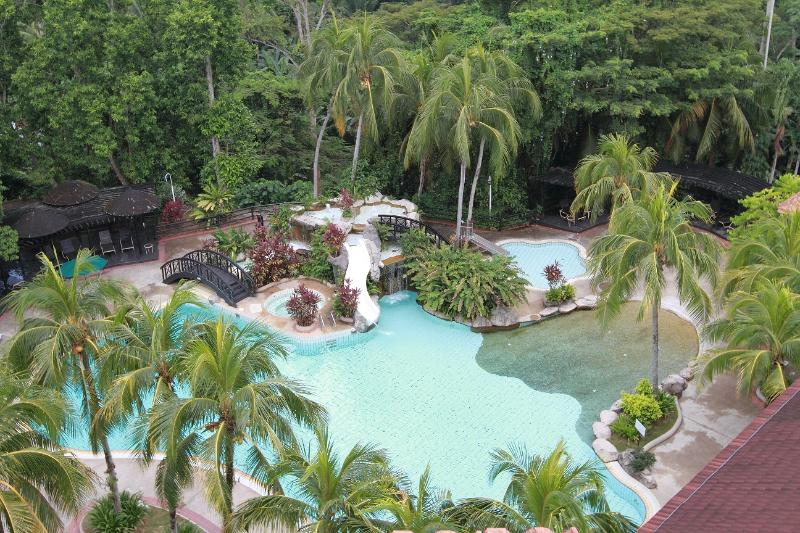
[
  {"xmin": 333, "ymin": 14, "xmax": 403, "ymax": 187},
  {"xmin": 371, "ymin": 466, "xmax": 454, "ymax": 533},
  {"xmin": 665, "ymin": 95, "xmax": 754, "ymax": 165},
  {"xmin": 571, "ymin": 133, "xmax": 667, "ymax": 220},
  {"xmin": 2, "ymin": 250, "xmax": 129, "ymax": 513},
  {"xmin": 587, "ymin": 180, "xmax": 721, "ymax": 387},
  {"xmin": 721, "ymin": 212, "xmax": 800, "ymax": 297},
  {"xmin": 701, "ymin": 281, "xmax": 800, "ymax": 404},
  {"xmin": 233, "ymin": 426, "xmax": 400, "ymax": 532},
  {"xmin": 464, "ymin": 47, "xmax": 541, "ymax": 226},
  {"xmin": 446, "ymin": 441, "xmax": 635, "ymax": 533},
  {"xmin": 0, "ymin": 369, "xmax": 97, "ymax": 533},
  {"xmin": 98, "ymin": 284, "xmax": 201, "ymax": 533},
  {"xmin": 150, "ymin": 316, "xmax": 325, "ymax": 532}
]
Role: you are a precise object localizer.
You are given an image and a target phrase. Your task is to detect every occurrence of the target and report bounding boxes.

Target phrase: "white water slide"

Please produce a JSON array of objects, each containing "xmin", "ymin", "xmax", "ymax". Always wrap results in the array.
[{"xmin": 344, "ymin": 238, "xmax": 380, "ymax": 328}]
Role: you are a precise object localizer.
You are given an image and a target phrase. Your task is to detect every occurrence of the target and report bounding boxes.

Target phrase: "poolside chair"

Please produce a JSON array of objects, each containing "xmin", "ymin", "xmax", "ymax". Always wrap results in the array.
[
  {"xmin": 559, "ymin": 209, "xmax": 576, "ymax": 226},
  {"xmin": 118, "ymin": 228, "xmax": 135, "ymax": 253},
  {"xmin": 59, "ymin": 237, "xmax": 78, "ymax": 259},
  {"xmin": 98, "ymin": 230, "xmax": 116, "ymax": 255}
]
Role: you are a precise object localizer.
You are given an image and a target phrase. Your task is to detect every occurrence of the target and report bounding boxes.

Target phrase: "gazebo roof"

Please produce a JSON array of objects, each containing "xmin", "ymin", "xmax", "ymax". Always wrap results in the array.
[
  {"xmin": 42, "ymin": 180, "xmax": 99, "ymax": 207},
  {"xmin": 104, "ymin": 189, "xmax": 160, "ymax": 217},
  {"xmin": 12, "ymin": 207, "xmax": 69, "ymax": 239},
  {"xmin": 532, "ymin": 163, "xmax": 768, "ymax": 201}
]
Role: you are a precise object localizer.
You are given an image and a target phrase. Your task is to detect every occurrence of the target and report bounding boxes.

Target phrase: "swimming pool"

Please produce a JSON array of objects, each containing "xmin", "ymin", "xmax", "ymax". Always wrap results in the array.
[
  {"xmin": 263, "ymin": 288, "xmax": 325, "ymax": 318},
  {"xmin": 63, "ymin": 292, "xmax": 648, "ymax": 523},
  {"xmin": 501, "ymin": 240, "xmax": 587, "ymax": 289}
]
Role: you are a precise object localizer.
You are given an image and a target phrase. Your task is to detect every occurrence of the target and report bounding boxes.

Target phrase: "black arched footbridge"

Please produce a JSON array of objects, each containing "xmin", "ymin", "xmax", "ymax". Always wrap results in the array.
[
  {"xmin": 376, "ymin": 215, "xmax": 447, "ymax": 246},
  {"xmin": 161, "ymin": 249, "xmax": 255, "ymax": 306}
]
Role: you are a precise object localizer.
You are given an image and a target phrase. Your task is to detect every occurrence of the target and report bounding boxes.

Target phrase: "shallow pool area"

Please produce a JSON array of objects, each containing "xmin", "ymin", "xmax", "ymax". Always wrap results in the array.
[
  {"xmin": 63, "ymin": 292, "xmax": 650, "ymax": 523},
  {"xmin": 502, "ymin": 240, "xmax": 587, "ymax": 289},
  {"xmin": 263, "ymin": 288, "xmax": 325, "ymax": 318}
]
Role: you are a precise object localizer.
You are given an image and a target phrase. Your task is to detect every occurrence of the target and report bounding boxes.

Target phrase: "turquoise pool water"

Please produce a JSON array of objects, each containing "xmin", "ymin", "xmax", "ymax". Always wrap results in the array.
[
  {"xmin": 263, "ymin": 288, "xmax": 324, "ymax": 318},
  {"xmin": 502, "ymin": 241, "xmax": 587, "ymax": 289},
  {"xmin": 64, "ymin": 292, "xmax": 645, "ymax": 523}
]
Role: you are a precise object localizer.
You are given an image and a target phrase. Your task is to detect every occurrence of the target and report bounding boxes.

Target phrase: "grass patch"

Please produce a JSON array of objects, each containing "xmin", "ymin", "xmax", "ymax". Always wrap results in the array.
[
  {"xmin": 609, "ymin": 408, "xmax": 679, "ymax": 451},
  {"xmin": 82, "ymin": 504, "xmax": 202, "ymax": 533}
]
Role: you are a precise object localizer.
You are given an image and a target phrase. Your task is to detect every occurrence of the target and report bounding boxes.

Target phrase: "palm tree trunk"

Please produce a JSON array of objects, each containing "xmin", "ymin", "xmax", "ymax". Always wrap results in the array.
[
  {"xmin": 762, "ymin": 0, "xmax": 775, "ymax": 69},
  {"xmin": 79, "ymin": 353, "xmax": 122, "ymax": 514},
  {"xmin": 108, "ymin": 153, "xmax": 129, "ymax": 185},
  {"xmin": 313, "ymin": 101, "xmax": 332, "ymax": 198},
  {"xmin": 770, "ymin": 146, "xmax": 780, "ymax": 183},
  {"xmin": 650, "ymin": 304, "xmax": 660, "ymax": 389},
  {"xmin": 350, "ymin": 112, "xmax": 364, "ymax": 187},
  {"xmin": 794, "ymin": 155, "xmax": 800, "ymax": 175},
  {"xmin": 455, "ymin": 161, "xmax": 466, "ymax": 241},
  {"xmin": 223, "ymin": 436, "xmax": 235, "ymax": 533},
  {"xmin": 417, "ymin": 155, "xmax": 428, "ymax": 197},
  {"xmin": 466, "ymin": 137, "xmax": 486, "ymax": 224},
  {"xmin": 169, "ymin": 507, "xmax": 178, "ymax": 533},
  {"xmin": 205, "ymin": 55, "xmax": 221, "ymax": 179}
]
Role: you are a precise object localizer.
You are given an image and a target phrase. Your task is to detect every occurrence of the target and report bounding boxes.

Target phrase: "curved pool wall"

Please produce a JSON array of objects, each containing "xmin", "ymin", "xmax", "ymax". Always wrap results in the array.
[
  {"xmin": 63, "ymin": 292, "xmax": 646, "ymax": 524},
  {"xmin": 500, "ymin": 239, "xmax": 588, "ymax": 289}
]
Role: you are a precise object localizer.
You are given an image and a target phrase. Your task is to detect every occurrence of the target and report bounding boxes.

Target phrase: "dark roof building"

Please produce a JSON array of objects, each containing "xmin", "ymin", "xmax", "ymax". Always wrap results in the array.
[{"xmin": 639, "ymin": 380, "xmax": 800, "ymax": 532}]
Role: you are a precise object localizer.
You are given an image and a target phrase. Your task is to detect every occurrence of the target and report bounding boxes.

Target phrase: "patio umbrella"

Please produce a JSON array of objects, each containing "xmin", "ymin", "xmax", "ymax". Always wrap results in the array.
[
  {"xmin": 12, "ymin": 208, "xmax": 69, "ymax": 239},
  {"xmin": 104, "ymin": 188, "xmax": 160, "ymax": 217},
  {"xmin": 42, "ymin": 180, "xmax": 99, "ymax": 207}
]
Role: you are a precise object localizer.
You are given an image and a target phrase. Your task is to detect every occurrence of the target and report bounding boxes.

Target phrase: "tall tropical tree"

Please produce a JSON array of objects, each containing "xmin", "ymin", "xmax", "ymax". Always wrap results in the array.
[
  {"xmin": 98, "ymin": 284, "xmax": 201, "ymax": 533},
  {"xmin": 2, "ymin": 250, "xmax": 130, "ymax": 513},
  {"xmin": 571, "ymin": 133, "xmax": 667, "ymax": 220},
  {"xmin": 721, "ymin": 211, "xmax": 800, "ymax": 297},
  {"xmin": 701, "ymin": 281, "xmax": 800, "ymax": 404},
  {"xmin": 0, "ymin": 370, "xmax": 97, "ymax": 533},
  {"xmin": 588, "ymin": 180, "xmax": 721, "ymax": 387},
  {"xmin": 150, "ymin": 316, "xmax": 325, "ymax": 532},
  {"xmin": 446, "ymin": 441, "xmax": 636, "ymax": 533},
  {"xmin": 234, "ymin": 426, "xmax": 400, "ymax": 532},
  {"xmin": 371, "ymin": 466, "xmax": 454, "ymax": 533},
  {"xmin": 333, "ymin": 14, "xmax": 403, "ymax": 186}
]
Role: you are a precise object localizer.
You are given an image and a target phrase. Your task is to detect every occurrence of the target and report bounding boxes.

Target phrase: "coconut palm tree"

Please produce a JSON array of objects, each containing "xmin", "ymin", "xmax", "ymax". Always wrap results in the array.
[
  {"xmin": 721, "ymin": 211, "xmax": 800, "ymax": 297},
  {"xmin": 701, "ymin": 281, "xmax": 800, "ymax": 404},
  {"xmin": 371, "ymin": 465, "xmax": 454, "ymax": 533},
  {"xmin": 0, "ymin": 369, "xmax": 97, "ymax": 533},
  {"xmin": 587, "ymin": 180, "xmax": 721, "ymax": 387},
  {"xmin": 571, "ymin": 133, "xmax": 668, "ymax": 220},
  {"xmin": 332, "ymin": 14, "xmax": 403, "ymax": 187},
  {"xmin": 233, "ymin": 426, "xmax": 400, "ymax": 533},
  {"xmin": 98, "ymin": 284, "xmax": 201, "ymax": 533},
  {"xmin": 445, "ymin": 441, "xmax": 635, "ymax": 533},
  {"xmin": 2, "ymin": 250, "xmax": 130, "ymax": 513},
  {"xmin": 149, "ymin": 316, "xmax": 325, "ymax": 532}
]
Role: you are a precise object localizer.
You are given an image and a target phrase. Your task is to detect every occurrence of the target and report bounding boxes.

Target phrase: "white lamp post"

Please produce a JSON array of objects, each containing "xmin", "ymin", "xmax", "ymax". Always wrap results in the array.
[{"xmin": 163, "ymin": 172, "xmax": 175, "ymax": 202}]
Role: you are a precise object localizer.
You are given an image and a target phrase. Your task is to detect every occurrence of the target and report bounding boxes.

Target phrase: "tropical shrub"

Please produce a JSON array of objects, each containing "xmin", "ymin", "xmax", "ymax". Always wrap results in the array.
[
  {"xmin": 286, "ymin": 284, "xmax": 321, "ymax": 326},
  {"xmin": 86, "ymin": 491, "xmax": 147, "ymax": 533},
  {"xmin": 610, "ymin": 414, "xmax": 641, "ymax": 443},
  {"xmin": 302, "ymin": 227, "xmax": 335, "ymax": 282},
  {"xmin": 400, "ymin": 228, "xmax": 435, "ymax": 257},
  {"xmin": 332, "ymin": 279, "xmax": 360, "ymax": 318},
  {"xmin": 635, "ymin": 378, "xmax": 655, "ymax": 396},
  {"xmin": 729, "ymin": 173, "xmax": 800, "ymax": 239},
  {"xmin": 544, "ymin": 261, "xmax": 565, "ymax": 289},
  {"xmin": 191, "ymin": 182, "xmax": 233, "ymax": 220},
  {"xmin": 375, "ymin": 222, "xmax": 390, "ymax": 245},
  {"xmin": 270, "ymin": 205, "xmax": 293, "ymax": 235},
  {"xmin": 161, "ymin": 199, "xmax": 185, "ymax": 223},
  {"xmin": 406, "ymin": 245, "xmax": 527, "ymax": 319},
  {"xmin": 630, "ymin": 449, "xmax": 656, "ymax": 473},
  {"xmin": 656, "ymin": 390, "xmax": 677, "ymax": 416},
  {"xmin": 212, "ymin": 227, "xmax": 255, "ymax": 259},
  {"xmin": 323, "ymin": 224, "xmax": 347, "ymax": 254},
  {"xmin": 339, "ymin": 188, "xmax": 354, "ymax": 217},
  {"xmin": 249, "ymin": 227, "xmax": 301, "ymax": 286},
  {"xmin": 545, "ymin": 283, "xmax": 575, "ymax": 303},
  {"xmin": 233, "ymin": 179, "xmax": 312, "ymax": 207},
  {"xmin": 620, "ymin": 391, "xmax": 663, "ymax": 425}
]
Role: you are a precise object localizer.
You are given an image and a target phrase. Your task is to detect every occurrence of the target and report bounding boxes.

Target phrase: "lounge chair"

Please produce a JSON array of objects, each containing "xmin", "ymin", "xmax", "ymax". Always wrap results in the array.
[
  {"xmin": 559, "ymin": 209, "xmax": 576, "ymax": 226},
  {"xmin": 119, "ymin": 228, "xmax": 135, "ymax": 253},
  {"xmin": 99, "ymin": 230, "xmax": 116, "ymax": 255},
  {"xmin": 59, "ymin": 237, "xmax": 78, "ymax": 259}
]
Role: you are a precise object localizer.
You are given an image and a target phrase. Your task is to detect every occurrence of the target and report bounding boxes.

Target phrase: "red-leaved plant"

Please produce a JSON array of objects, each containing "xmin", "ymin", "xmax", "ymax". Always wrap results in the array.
[
  {"xmin": 286, "ymin": 283, "xmax": 321, "ymax": 327},
  {"xmin": 249, "ymin": 226, "xmax": 301, "ymax": 286},
  {"xmin": 161, "ymin": 199, "xmax": 184, "ymax": 223},
  {"xmin": 323, "ymin": 224, "xmax": 347, "ymax": 254},
  {"xmin": 543, "ymin": 261, "xmax": 565, "ymax": 290},
  {"xmin": 333, "ymin": 279, "xmax": 360, "ymax": 318},
  {"xmin": 339, "ymin": 188, "xmax": 354, "ymax": 209}
]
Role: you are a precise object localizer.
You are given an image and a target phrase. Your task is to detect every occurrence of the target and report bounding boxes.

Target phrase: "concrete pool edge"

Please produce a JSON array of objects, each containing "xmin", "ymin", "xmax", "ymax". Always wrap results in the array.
[
  {"xmin": 496, "ymin": 237, "xmax": 592, "ymax": 290},
  {"xmin": 605, "ymin": 460, "xmax": 662, "ymax": 520}
]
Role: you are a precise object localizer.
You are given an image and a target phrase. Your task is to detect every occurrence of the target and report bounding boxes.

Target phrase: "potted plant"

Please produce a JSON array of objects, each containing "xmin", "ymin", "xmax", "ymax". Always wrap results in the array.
[
  {"xmin": 332, "ymin": 279, "xmax": 360, "ymax": 323},
  {"xmin": 286, "ymin": 284, "xmax": 321, "ymax": 332}
]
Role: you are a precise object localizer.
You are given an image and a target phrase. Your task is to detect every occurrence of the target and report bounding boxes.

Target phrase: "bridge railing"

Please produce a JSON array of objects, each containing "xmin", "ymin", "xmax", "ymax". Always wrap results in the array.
[
  {"xmin": 156, "ymin": 203, "xmax": 300, "ymax": 239},
  {"xmin": 183, "ymin": 249, "xmax": 255, "ymax": 295},
  {"xmin": 160, "ymin": 257, "xmax": 240, "ymax": 306},
  {"xmin": 376, "ymin": 215, "xmax": 447, "ymax": 247}
]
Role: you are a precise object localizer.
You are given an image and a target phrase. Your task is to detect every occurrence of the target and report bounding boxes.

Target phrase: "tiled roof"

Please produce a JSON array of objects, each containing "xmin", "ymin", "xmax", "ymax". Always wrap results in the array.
[
  {"xmin": 778, "ymin": 192, "xmax": 800, "ymax": 214},
  {"xmin": 639, "ymin": 380, "xmax": 800, "ymax": 532}
]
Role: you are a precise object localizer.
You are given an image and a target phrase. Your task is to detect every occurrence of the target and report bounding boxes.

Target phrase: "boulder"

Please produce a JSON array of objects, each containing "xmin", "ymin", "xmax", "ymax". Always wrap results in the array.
[
  {"xmin": 618, "ymin": 449, "xmax": 635, "ymax": 469},
  {"xmin": 490, "ymin": 305, "xmax": 519, "ymax": 327},
  {"xmin": 679, "ymin": 366, "xmax": 695, "ymax": 381},
  {"xmin": 558, "ymin": 301, "xmax": 577, "ymax": 314},
  {"xmin": 611, "ymin": 399, "xmax": 624, "ymax": 413},
  {"xmin": 354, "ymin": 310, "xmax": 373, "ymax": 333},
  {"xmin": 592, "ymin": 422, "xmax": 611, "ymax": 440},
  {"xmin": 661, "ymin": 374, "xmax": 688, "ymax": 397},
  {"xmin": 471, "ymin": 316, "xmax": 492, "ymax": 329},
  {"xmin": 638, "ymin": 473, "xmax": 657, "ymax": 489},
  {"xmin": 600, "ymin": 409, "xmax": 618, "ymax": 425},
  {"xmin": 592, "ymin": 439, "xmax": 618, "ymax": 462},
  {"xmin": 363, "ymin": 239, "xmax": 382, "ymax": 282},
  {"xmin": 576, "ymin": 295, "xmax": 598, "ymax": 309},
  {"xmin": 540, "ymin": 306, "xmax": 560, "ymax": 318},
  {"xmin": 362, "ymin": 222, "xmax": 382, "ymax": 252},
  {"xmin": 328, "ymin": 245, "xmax": 349, "ymax": 271}
]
